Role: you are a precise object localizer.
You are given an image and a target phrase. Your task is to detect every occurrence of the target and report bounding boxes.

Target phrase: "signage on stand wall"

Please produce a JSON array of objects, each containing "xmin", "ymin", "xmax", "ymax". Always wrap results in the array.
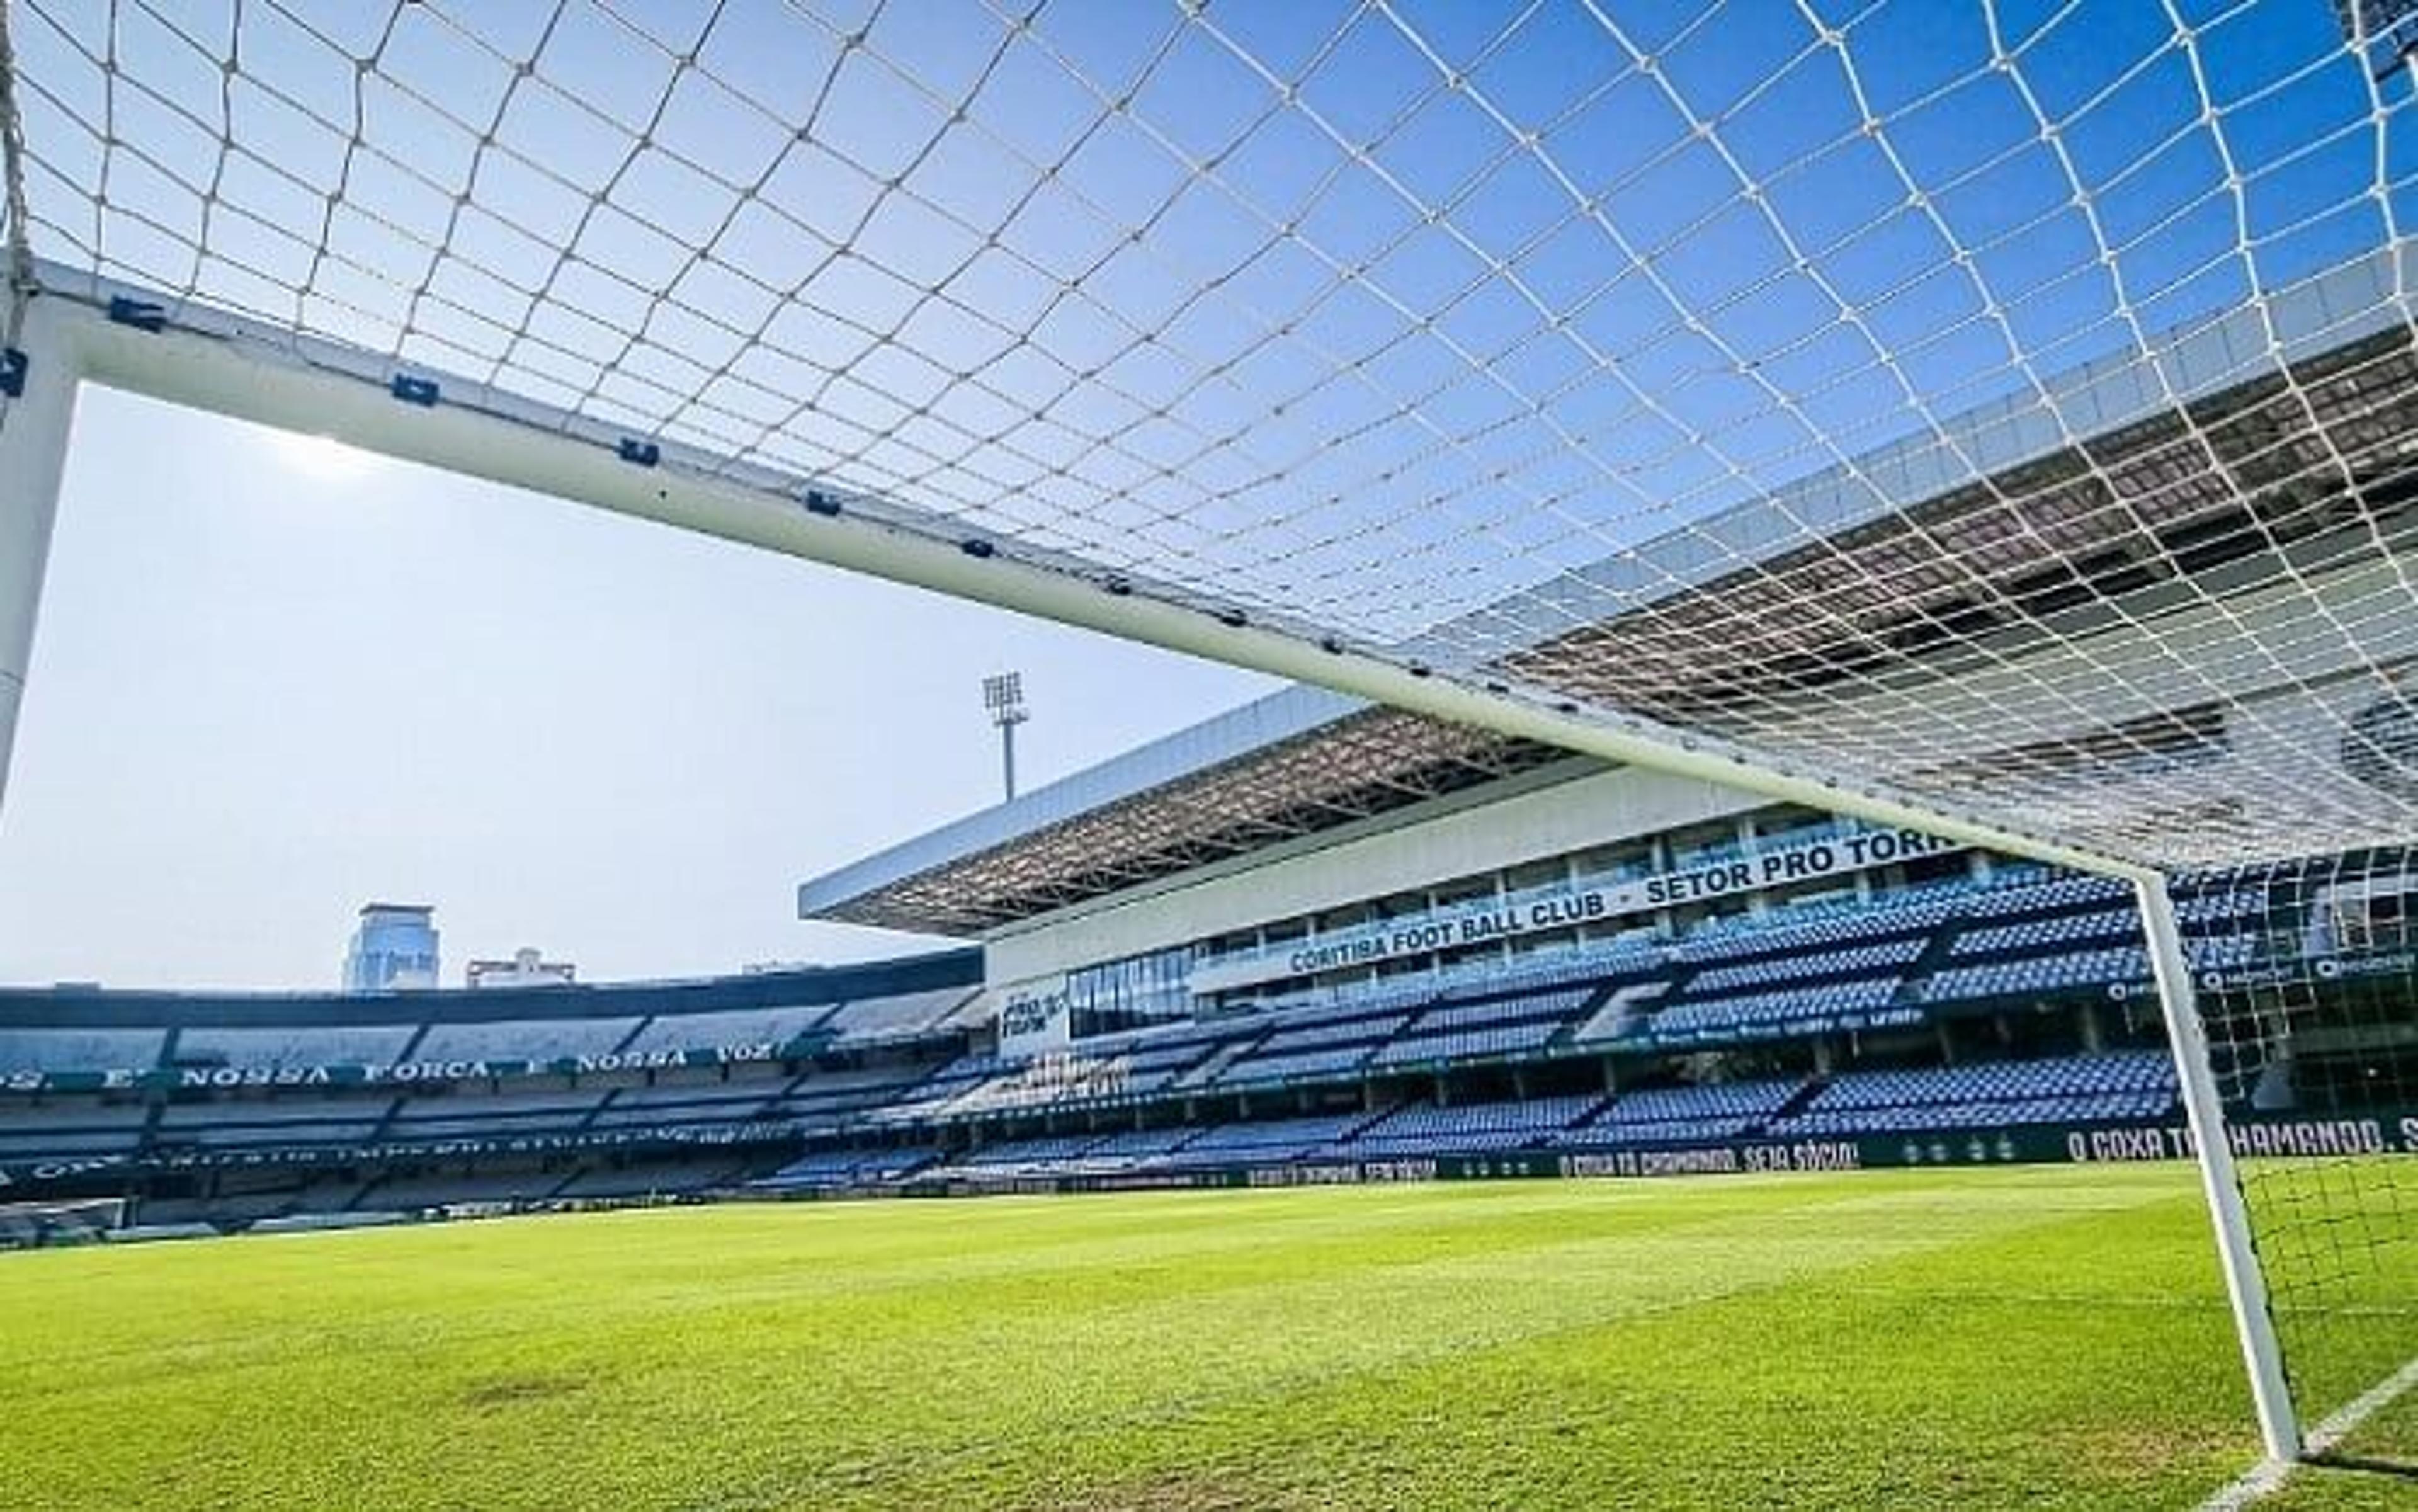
[
  {"xmin": 994, "ymin": 975, "xmax": 1073, "ymax": 1060},
  {"xmin": 1188, "ymin": 827, "xmax": 1963, "ymax": 993}
]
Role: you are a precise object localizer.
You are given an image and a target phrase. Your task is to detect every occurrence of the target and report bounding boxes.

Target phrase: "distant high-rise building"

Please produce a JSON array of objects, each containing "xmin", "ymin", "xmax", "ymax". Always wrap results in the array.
[
  {"xmin": 344, "ymin": 904, "xmax": 438, "ymax": 992},
  {"xmin": 465, "ymin": 947, "xmax": 576, "ymax": 991}
]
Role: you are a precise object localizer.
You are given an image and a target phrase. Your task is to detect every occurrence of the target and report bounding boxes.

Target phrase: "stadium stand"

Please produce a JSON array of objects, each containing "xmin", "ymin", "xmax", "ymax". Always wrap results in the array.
[
  {"xmin": 1350, "ymin": 1096, "xmax": 1604, "ymax": 1156},
  {"xmin": 154, "ymin": 1103, "xmax": 387, "ymax": 1149},
  {"xmin": 0, "ymin": 952, "xmax": 983, "ymax": 1226},
  {"xmin": 1672, "ymin": 904, "xmax": 1958, "ymax": 962},
  {"xmin": 411, "ymin": 1017, "xmax": 643, "ymax": 1062},
  {"xmin": 1074, "ymin": 1127, "xmax": 1205, "ymax": 1171},
  {"xmin": 1220, "ymin": 1045, "xmax": 1378, "ymax": 1087},
  {"xmin": 1253, "ymin": 1012, "xmax": 1413, "ymax": 1055},
  {"xmin": 585, "ymin": 1081, "xmax": 781, "ymax": 1120},
  {"xmin": 0, "ymin": 854, "xmax": 2379, "ymax": 1225},
  {"xmin": 1370, "ymin": 1020, "xmax": 1565, "ymax": 1067},
  {"xmin": 0, "ymin": 1100, "xmax": 148, "ymax": 1159},
  {"xmin": 1158, "ymin": 1114, "xmax": 1377, "ymax": 1168},
  {"xmin": 0, "ymin": 1028, "xmax": 164, "ymax": 1076},
  {"xmin": 171, "ymin": 1024, "xmax": 421, "ymax": 1070},
  {"xmin": 1645, "ymin": 979, "xmax": 1914, "ymax": 1043},
  {"xmin": 1948, "ymin": 910, "xmax": 2145, "ymax": 959},
  {"xmin": 1917, "ymin": 950, "xmax": 2150, "ymax": 1006},
  {"xmin": 1771, "ymin": 1055, "xmax": 2179, "ymax": 1137},
  {"xmin": 755, "ymin": 1146, "xmax": 936, "ymax": 1193},
  {"xmin": 617, "ymin": 1005, "xmax": 836, "ymax": 1054},
  {"xmin": 820, "ymin": 988, "xmax": 987, "ymax": 1047}
]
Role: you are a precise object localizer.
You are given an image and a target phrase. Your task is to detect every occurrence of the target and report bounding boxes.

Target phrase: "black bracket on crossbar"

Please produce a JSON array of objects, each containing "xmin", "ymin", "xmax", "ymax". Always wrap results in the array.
[{"xmin": 106, "ymin": 297, "xmax": 167, "ymax": 334}]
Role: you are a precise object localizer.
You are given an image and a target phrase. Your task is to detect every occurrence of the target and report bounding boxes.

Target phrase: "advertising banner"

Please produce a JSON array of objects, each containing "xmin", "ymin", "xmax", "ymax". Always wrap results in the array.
[
  {"xmin": 0, "ymin": 1039, "xmax": 802, "ymax": 1096},
  {"xmin": 0, "ymin": 1120, "xmax": 802, "ymax": 1186},
  {"xmin": 1188, "ymin": 827, "xmax": 1961, "ymax": 993},
  {"xmin": 874, "ymin": 1108, "xmax": 2418, "ymax": 1200},
  {"xmin": 992, "ymin": 975, "xmax": 1073, "ymax": 1061}
]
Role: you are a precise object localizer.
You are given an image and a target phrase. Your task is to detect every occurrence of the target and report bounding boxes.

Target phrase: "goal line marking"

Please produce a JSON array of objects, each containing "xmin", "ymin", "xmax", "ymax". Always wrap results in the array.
[{"xmin": 2201, "ymin": 1355, "xmax": 2418, "ymax": 1511}]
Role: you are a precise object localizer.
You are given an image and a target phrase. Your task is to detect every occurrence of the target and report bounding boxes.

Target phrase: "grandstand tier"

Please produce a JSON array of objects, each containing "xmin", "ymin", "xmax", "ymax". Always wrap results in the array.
[{"xmin": 3, "ymin": 853, "xmax": 2405, "ymax": 1234}]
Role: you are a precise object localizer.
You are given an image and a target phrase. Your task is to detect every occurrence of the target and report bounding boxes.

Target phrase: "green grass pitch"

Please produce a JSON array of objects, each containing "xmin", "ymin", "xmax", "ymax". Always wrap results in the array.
[{"xmin": 1, "ymin": 1165, "xmax": 2409, "ymax": 1509}]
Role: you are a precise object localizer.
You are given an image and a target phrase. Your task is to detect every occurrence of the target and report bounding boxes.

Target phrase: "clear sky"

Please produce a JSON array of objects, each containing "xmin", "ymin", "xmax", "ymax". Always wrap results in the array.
[{"xmin": 0, "ymin": 385, "xmax": 1278, "ymax": 990}]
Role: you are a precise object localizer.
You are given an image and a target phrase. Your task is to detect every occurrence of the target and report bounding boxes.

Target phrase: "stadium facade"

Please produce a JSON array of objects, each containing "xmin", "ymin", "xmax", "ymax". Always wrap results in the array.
[
  {"xmin": 2, "ymin": 263, "xmax": 2412, "ymax": 1239},
  {"xmin": 768, "ymin": 249, "xmax": 2418, "ymax": 1188}
]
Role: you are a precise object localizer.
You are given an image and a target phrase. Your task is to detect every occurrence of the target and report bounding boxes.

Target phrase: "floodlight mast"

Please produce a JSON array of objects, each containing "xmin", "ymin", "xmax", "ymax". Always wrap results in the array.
[
  {"xmin": 3, "ymin": 281, "xmax": 2304, "ymax": 1466},
  {"xmin": 982, "ymin": 671, "xmax": 1029, "ymax": 803}
]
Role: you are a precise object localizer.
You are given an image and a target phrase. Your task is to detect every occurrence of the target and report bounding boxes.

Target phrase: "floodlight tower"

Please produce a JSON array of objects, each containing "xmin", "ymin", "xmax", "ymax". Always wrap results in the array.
[{"xmin": 982, "ymin": 671, "xmax": 1030, "ymax": 804}]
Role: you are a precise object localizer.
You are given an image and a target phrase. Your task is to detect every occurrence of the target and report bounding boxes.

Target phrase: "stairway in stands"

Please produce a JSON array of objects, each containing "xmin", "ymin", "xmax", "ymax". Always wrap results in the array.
[
  {"xmin": 1566, "ymin": 975, "xmax": 1678, "ymax": 1044},
  {"xmin": 1887, "ymin": 917, "xmax": 1968, "ymax": 1009}
]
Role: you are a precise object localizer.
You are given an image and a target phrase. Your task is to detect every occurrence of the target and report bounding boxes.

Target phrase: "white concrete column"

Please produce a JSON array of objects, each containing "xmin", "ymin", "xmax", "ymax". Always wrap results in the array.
[{"xmin": 0, "ymin": 298, "xmax": 79, "ymax": 820}]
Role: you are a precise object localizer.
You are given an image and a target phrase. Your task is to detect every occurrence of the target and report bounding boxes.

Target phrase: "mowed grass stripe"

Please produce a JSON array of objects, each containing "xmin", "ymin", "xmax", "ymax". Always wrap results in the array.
[
  {"xmin": 0, "ymin": 1166, "xmax": 2372, "ymax": 1510},
  {"xmin": 700, "ymin": 1171, "xmax": 2242, "ymax": 1510},
  {"xmin": 3, "ymin": 1169, "xmax": 2140, "ymax": 1409},
  {"xmin": 0, "ymin": 1173, "xmax": 2002, "ymax": 1387}
]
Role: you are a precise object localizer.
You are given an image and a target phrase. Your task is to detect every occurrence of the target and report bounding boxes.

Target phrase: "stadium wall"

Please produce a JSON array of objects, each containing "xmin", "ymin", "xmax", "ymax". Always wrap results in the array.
[{"xmin": 982, "ymin": 760, "xmax": 1762, "ymax": 989}]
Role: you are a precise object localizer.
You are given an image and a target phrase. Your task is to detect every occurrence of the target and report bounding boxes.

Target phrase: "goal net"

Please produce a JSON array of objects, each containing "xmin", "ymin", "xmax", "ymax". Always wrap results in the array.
[
  {"xmin": 2191, "ymin": 849, "xmax": 2418, "ymax": 1465},
  {"xmin": 1, "ymin": 0, "xmax": 2413, "ymax": 1469}
]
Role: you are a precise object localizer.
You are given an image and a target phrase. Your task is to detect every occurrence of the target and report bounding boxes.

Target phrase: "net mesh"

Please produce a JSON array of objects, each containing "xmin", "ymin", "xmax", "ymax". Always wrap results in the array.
[
  {"xmin": 7, "ymin": 0, "xmax": 2417, "ymax": 868},
  {"xmin": 2193, "ymin": 850, "xmax": 2418, "ymax": 1458},
  {"xmin": 2, "ymin": 0, "xmax": 2416, "ymax": 1458}
]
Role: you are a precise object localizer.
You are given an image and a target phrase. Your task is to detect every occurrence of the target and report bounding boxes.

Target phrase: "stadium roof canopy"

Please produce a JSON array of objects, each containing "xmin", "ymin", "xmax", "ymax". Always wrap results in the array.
[
  {"xmin": 798, "ymin": 686, "xmax": 1575, "ymax": 933},
  {"xmin": 0, "ymin": 947, "xmax": 982, "ymax": 1029},
  {"xmin": 802, "ymin": 248, "xmax": 2418, "ymax": 934}
]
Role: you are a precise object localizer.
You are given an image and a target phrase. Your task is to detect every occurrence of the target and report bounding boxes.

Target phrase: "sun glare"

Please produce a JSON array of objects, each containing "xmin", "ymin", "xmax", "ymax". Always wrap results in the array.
[{"xmin": 268, "ymin": 430, "xmax": 377, "ymax": 482}]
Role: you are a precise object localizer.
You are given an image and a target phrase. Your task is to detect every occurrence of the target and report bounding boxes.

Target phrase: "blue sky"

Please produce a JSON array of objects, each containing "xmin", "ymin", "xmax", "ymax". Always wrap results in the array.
[{"xmin": 0, "ymin": 387, "xmax": 1276, "ymax": 988}]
